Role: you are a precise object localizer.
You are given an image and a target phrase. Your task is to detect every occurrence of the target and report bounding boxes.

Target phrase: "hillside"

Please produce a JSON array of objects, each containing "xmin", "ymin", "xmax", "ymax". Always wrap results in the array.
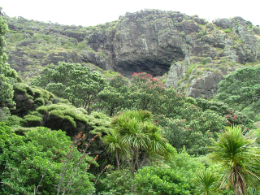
[
  {"xmin": 1, "ymin": 11, "xmax": 260, "ymax": 194},
  {"xmin": 4, "ymin": 9, "xmax": 260, "ymax": 97}
]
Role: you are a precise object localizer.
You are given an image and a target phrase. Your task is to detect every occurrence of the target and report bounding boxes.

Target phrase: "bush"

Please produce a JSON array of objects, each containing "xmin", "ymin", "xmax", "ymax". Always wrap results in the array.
[
  {"xmin": 0, "ymin": 123, "xmax": 95, "ymax": 194},
  {"xmin": 135, "ymin": 151, "xmax": 205, "ymax": 195},
  {"xmin": 5, "ymin": 115, "xmax": 25, "ymax": 126},
  {"xmin": 135, "ymin": 165, "xmax": 191, "ymax": 195},
  {"xmin": 0, "ymin": 107, "xmax": 10, "ymax": 122},
  {"xmin": 97, "ymin": 169, "xmax": 133, "ymax": 194}
]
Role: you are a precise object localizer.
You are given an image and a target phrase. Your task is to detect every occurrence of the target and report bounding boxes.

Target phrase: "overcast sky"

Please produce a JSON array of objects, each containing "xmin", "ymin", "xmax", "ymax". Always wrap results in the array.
[{"xmin": 1, "ymin": 0, "xmax": 259, "ymax": 27}]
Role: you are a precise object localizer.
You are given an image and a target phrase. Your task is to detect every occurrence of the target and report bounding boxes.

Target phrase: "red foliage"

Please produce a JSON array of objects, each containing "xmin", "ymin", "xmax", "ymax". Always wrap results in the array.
[{"xmin": 131, "ymin": 72, "xmax": 164, "ymax": 89}]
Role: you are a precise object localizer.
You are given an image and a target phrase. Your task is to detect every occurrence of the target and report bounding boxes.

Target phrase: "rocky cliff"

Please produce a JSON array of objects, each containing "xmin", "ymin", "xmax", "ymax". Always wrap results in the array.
[{"xmin": 4, "ymin": 10, "xmax": 260, "ymax": 98}]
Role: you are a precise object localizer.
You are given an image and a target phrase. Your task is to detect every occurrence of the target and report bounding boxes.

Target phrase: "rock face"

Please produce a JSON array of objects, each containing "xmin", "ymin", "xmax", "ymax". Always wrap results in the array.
[
  {"xmin": 4, "ymin": 10, "xmax": 260, "ymax": 98},
  {"xmin": 186, "ymin": 71, "xmax": 223, "ymax": 98},
  {"xmin": 165, "ymin": 62, "xmax": 224, "ymax": 98}
]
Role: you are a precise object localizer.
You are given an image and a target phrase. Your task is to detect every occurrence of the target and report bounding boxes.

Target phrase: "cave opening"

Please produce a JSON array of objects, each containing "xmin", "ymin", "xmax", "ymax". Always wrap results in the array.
[{"xmin": 115, "ymin": 60, "xmax": 173, "ymax": 78}]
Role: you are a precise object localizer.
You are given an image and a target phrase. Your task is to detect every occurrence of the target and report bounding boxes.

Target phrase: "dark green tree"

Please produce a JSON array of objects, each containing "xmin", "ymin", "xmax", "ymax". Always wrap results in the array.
[
  {"xmin": 0, "ymin": 16, "xmax": 18, "ymax": 110},
  {"xmin": 97, "ymin": 75, "xmax": 129, "ymax": 116},
  {"xmin": 32, "ymin": 62, "xmax": 107, "ymax": 113},
  {"xmin": 129, "ymin": 72, "xmax": 165, "ymax": 111},
  {"xmin": 216, "ymin": 66, "xmax": 260, "ymax": 114}
]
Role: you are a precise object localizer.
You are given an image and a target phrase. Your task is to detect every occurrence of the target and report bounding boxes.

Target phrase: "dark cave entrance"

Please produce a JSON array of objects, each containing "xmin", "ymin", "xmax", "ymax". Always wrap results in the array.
[
  {"xmin": 115, "ymin": 60, "xmax": 173, "ymax": 78},
  {"xmin": 113, "ymin": 45, "xmax": 185, "ymax": 78}
]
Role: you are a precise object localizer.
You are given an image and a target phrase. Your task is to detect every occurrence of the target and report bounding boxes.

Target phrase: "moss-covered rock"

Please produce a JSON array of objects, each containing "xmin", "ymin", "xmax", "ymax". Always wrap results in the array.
[
  {"xmin": 23, "ymin": 111, "xmax": 43, "ymax": 127},
  {"xmin": 11, "ymin": 83, "xmax": 56, "ymax": 117},
  {"xmin": 36, "ymin": 103, "xmax": 111, "ymax": 136},
  {"xmin": 11, "ymin": 83, "xmax": 111, "ymax": 137}
]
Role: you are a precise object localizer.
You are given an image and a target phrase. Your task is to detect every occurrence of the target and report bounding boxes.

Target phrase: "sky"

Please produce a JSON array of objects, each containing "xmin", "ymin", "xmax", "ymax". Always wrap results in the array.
[{"xmin": 1, "ymin": 0, "xmax": 259, "ymax": 27}]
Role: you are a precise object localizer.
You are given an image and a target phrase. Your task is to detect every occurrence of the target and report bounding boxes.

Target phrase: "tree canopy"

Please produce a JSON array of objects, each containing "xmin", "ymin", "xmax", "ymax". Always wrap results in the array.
[
  {"xmin": 31, "ymin": 62, "xmax": 107, "ymax": 113},
  {"xmin": 216, "ymin": 65, "xmax": 260, "ymax": 115},
  {"xmin": 0, "ymin": 16, "xmax": 18, "ymax": 109},
  {"xmin": 104, "ymin": 110, "xmax": 175, "ymax": 177}
]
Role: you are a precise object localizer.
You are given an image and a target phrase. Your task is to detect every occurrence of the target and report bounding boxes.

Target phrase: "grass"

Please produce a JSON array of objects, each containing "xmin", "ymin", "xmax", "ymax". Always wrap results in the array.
[{"xmin": 185, "ymin": 64, "xmax": 195, "ymax": 78}]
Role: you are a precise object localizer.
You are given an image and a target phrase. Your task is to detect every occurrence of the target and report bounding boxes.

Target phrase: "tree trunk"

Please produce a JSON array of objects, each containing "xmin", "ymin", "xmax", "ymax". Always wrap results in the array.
[
  {"xmin": 126, "ymin": 156, "xmax": 135, "ymax": 193},
  {"xmin": 115, "ymin": 151, "xmax": 120, "ymax": 170}
]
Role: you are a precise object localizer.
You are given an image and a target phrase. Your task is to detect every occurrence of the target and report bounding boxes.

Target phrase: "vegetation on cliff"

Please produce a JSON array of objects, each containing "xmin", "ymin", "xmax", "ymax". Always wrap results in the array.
[
  {"xmin": 3, "ymin": 10, "xmax": 260, "ymax": 92},
  {"xmin": 0, "ymin": 11, "xmax": 260, "ymax": 195},
  {"xmin": 216, "ymin": 65, "xmax": 260, "ymax": 119}
]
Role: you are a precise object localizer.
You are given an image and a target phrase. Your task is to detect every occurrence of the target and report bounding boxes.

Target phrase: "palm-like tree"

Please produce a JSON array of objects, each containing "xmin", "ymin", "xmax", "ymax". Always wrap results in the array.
[
  {"xmin": 209, "ymin": 126, "xmax": 260, "ymax": 195},
  {"xmin": 196, "ymin": 169, "xmax": 218, "ymax": 195},
  {"xmin": 104, "ymin": 110, "xmax": 174, "ymax": 180}
]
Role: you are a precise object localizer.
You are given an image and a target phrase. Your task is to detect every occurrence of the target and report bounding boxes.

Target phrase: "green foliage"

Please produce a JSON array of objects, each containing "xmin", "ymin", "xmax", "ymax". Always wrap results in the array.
[
  {"xmin": 186, "ymin": 64, "xmax": 195, "ymax": 76},
  {"xmin": 135, "ymin": 165, "xmax": 191, "ymax": 195},
  {"xmin": 97, "ymin": 169, "xmax": 133, "ymax": 194},
  {"xmin": 216, "ymin": 65, "xmax": 260, "ymax": 116},
  {"xmin": 196, "ymin": 98, "xmax": 254, "ymax": 128},
  {"xmin": 36, "ymin": 103, "xmax": 108, "ymax": 132},
  {"xmin": 0, "ymin": 107, "xmax": 10, "ymax": 122},
  {"xmin": 38, "ymin": 103, "xmax": 78, "ymax": 128},
  {"xmin": 77, "ymin": 41, "xmax": 87, "ymax": 50},
  {"xmin": 13, "ymin": 83, "xmax": 56, "ymax": 112},
  {"xmin": 2, "ymin": 10, "xmax": 260, "ymax": 194},
  {"xmin": 135, "ymin": 150, "xmax": 207, "ymax": 195},
  {"xmin": 224, "ymin": 29, "xmax": 232, "ymax": 33},
  {"xmin": 96, "ymin": 72, "xmax": 242, "ymax": 156},
  {"xmin": 156, "ymin": 107, "xmax": 227, "ymax": 155},
  {"xmin": 24, "ymin": 113, "xmax": 43, "ymax": 127},
  {"xmin": 97, "ymin": 75, "xmax": 129, "ymax": 116},
  {"xmin": 177, "ymin": 64, "xmax": 195, "ymax": 86},
  {"xmin": 209, "ymin": 126, "xmax": 260, "ymax": 194},
  {"xmin": 102, "ymin": 70, "xmax": 119, "ymax": 78},
  {"xmin": 104, "ymin": 110, "xmax": 175, "ymax": 183},
  {"xmin": 195, "ymin": 169, "xmax": 218, "ymax": 195},
  {"xmin": 202, "ymin": 57, "xmax": 212, "ymax": 65},
  {"xmin": 32, "ymin": 62, "xmax": 107, "ymax": 112},
  {"xmin": 129, "ymin": 72, "xmax": 165, "ymax": 111},
  {"xmin": 0, "ymin": 123, "xmax": 95, "ymax": 194},
  {"xmin": 5, "ymin": 115, "xmax": 25, "ymax": 126},
  {"xmin": 0, "ymin": 16, "xmax": 18, "ymax": 109}
]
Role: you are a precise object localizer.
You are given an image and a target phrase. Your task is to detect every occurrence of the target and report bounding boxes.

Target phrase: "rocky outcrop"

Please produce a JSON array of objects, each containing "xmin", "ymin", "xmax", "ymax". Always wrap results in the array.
[
  {"xmin": 79, "ymin": 11, "xmax": 260, "ymax": 78},
  {"xmin": 165, "ymin": 62, "xmax": 223, "ymax": 98},
  {"xmin": 4, "ymin": 10, "xmax": 260, "ymax": 97},
  {"xmin": 11, "ymin": 83, "xmax": 111, "ymax": 137},
  {"xmin": 186, "ymin": 71, "xmax": 223, "ymax": 98},
  {"xmin": 165, "ymin": 62, "xmax": 186, "ymax": 87}
]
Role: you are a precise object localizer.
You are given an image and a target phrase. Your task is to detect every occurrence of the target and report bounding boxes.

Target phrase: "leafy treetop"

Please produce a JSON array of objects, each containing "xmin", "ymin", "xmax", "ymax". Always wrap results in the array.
[{"xmin": 216, "ymin": 65, "xmax": 260, "ymax": 114}]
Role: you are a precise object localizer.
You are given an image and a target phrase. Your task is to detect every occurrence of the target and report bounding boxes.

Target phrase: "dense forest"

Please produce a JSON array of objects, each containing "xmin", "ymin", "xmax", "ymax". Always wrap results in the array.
[{"xmin": 0, "ymin": 9, "xmax": 260, "ymax": 195}]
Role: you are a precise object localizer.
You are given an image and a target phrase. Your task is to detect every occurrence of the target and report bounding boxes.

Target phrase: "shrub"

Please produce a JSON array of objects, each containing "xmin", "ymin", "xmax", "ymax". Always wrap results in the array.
[
  {"xmin": 135, "ymin": 165, "xmax": 190, "ymax": 195},
  {"xmin": 97, "ymin": 169, "xmax": 132, "ymax": 194},
  {"xmin": 5, "ymin": 115, "xmax": 25, "ymax": 126},
  {"xmin": 0, "ymin": 123, "xmax": 96, "ymax": 194}
]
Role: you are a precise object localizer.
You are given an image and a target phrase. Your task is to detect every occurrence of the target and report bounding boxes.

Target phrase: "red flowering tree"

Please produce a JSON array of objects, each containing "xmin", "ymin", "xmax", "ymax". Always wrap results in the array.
[{"xmin": 129, "ymin": 72, "xmax": 165, "ymax": 111}]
